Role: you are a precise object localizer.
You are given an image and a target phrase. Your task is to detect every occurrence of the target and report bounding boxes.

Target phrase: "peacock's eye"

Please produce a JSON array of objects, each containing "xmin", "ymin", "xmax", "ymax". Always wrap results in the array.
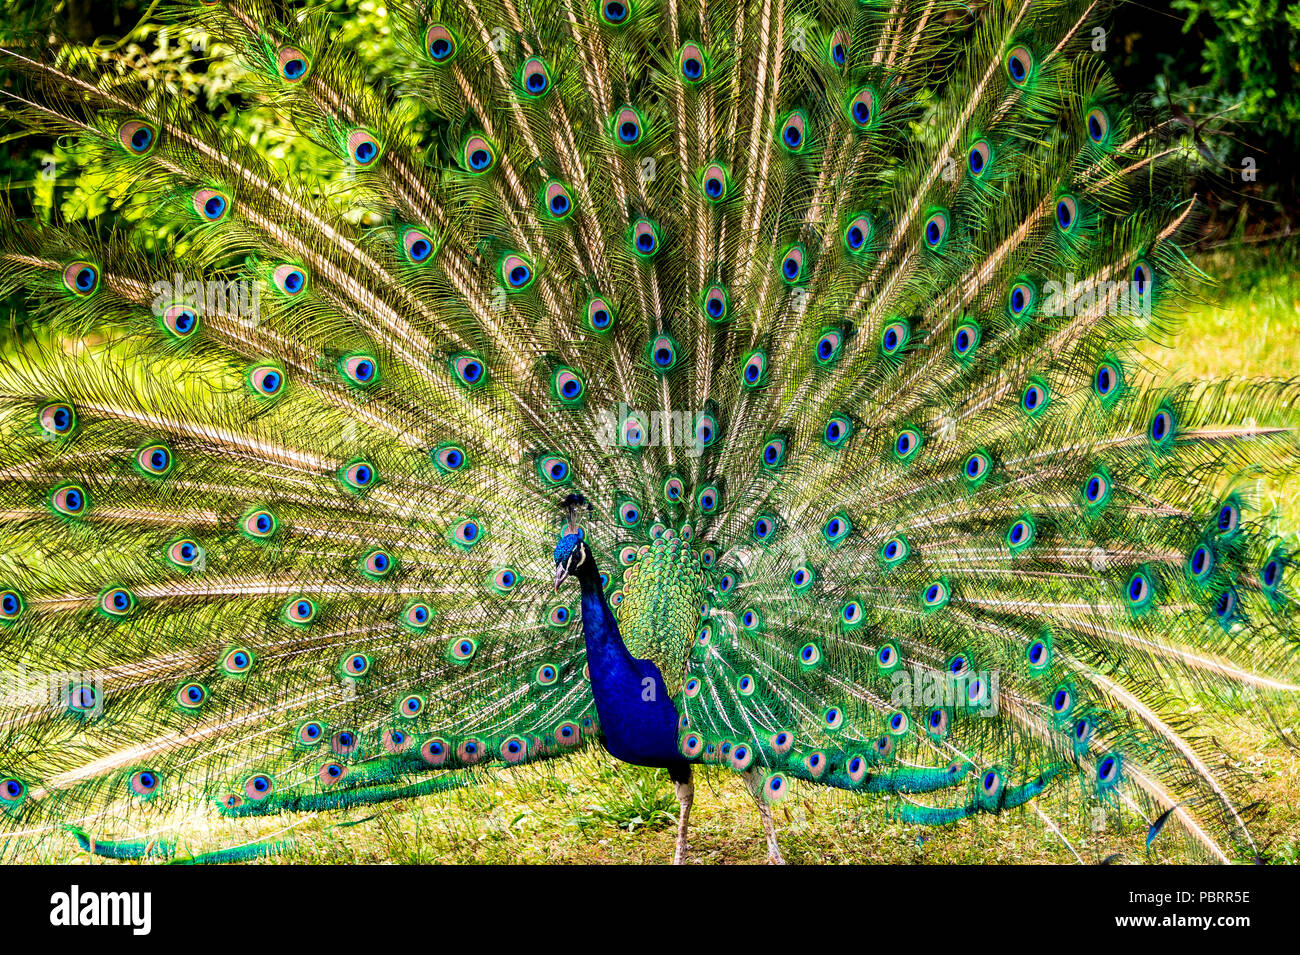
[
  {"xmin": 1021, "ymin": 379, "xmax": 1050, "ymax": 415},
  {"xmin": 341, "ymin": 354, "xmax": 378, "ymax": 386},
  {"xmin": 451, "ymin": 353, "xmax": 487, "ymax": 387},
  {"xmin": 741, "ymin": 350, "xmax": 768, "ymax": 387},
  {"xmin": 0, "ymin": 590, "xmax": 23, "ymax": 622},
  {"xmin": 815, "ymin": 329, "xmax": 844, "ymax": 365},
  {"xmin": 779, "ymin": 110, "xmax": 808, "ymax": 152},
  {"xmin": 1055, "ymin": 195, "xmax": 1079, "ymax": 233},
  {"xmin": 543, "ymin": 180, "xmax": 573, "ymax": 219},
  {"xmin": 843, "ymin": 213, "xmax": 872, "ymax": 253},
  {"xmin": 348, "ymin": 129, "xmax": 381, "ymax": 166},
  {"xmin": 520, "ymin": 57, "xmax": 551, "ymax": 96},
  {"xmin": 923, "ymin": 210, "xmax": 949, "ymax": 250},
  {"xmin": 848, "ymin": 87, "xmax": 875, "ymax": 128},
  {"xmin": 284, "ymin": 597, "xmax": 317, "ymax": 624},
  {"xmin": 193, "ymin": 188, "xmax": 229, "ymax": 222},
  {"xmin": 162, "ymin": 304, "xmax": 200, "ymax": 339},
  {"xmin": 242, "ymin": 509, "xmax": 277, "ymax": 539},
  {"xmin": 432, "ymin": 443, "xmax": 467, "ymax": 473},
  {"xmin": 601, "ymin": 0, "xmax": 630, "ymax": 24},
  {"xmin": 587, "ymin": 296, "xmax": 616, "ymax": 332},
  {"xmin": 341, "ymin": 460, "xmax": 377, "ymax": 491},
  {"xmin": 700, "ymin": 164, "xmax": 729, "ymax": 204},
  {"xmin": 648, "ymin": 334, "xmax": 678, "ymax": 371},
  {"xmin": 39, "ymin": 402, "xmax": 77, "ymax": 437},
  {"xmin": 425, "ymin": 24, "xmax": 457, "ymax": 62},
  {"xmin": 177, "ymin": 682, "xmax": 207, "ymax": 709},
  {"xmin": 500, "ymin": 254, "xmax": 535, "ymax": 291},
  {"xmin": 278, "ymin": 47, "xmax": 309, "ymax": 82},
  {"xmin": 403, "ymin": 227, "xmax": 435, "ymax": 263},
  {"xmin": 880, "ymin": 320, "xmax": 909, "ymax": 356},
  {"xmin": 130, "ymin": 770, "xmax": 158, "ymax": 796},
  {"xmin": 1086, "ymin": 106, "xmax": 1111, "ymax": 145},
  {"xmin": 679, "ymin": 43, "xmax": 707, "ymax": 82},
  {"xmin": 63, "ymin": 261, "xmax": 100, "ymax": 296},
  {"xmin": 614, "ymin": 106, "xmax": 643, "ymax": 145},
  {"xmin": 1006, "ymin": 45, "xmax": 1033, "ymax": 85},
  {"xmin": 829, "ymin": 31, "xmax": 848, "ymax": 67},
  {"xmin": 780, "ymin": 244, "xmax": 807, "ymax": 283},
  {"xmin": 117, "ymin": 120, "xmax": 156, "ymax": 155},
  {"xmin": 298, "ymin": 722, "xmax": 323, "ymax": 744}
]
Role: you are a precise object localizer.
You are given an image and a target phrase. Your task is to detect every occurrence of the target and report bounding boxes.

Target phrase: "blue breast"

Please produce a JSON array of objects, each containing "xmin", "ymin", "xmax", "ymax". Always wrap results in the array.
[{"xmin": 578, "ymin": 583, "xmax": 686, "ymax": 769}]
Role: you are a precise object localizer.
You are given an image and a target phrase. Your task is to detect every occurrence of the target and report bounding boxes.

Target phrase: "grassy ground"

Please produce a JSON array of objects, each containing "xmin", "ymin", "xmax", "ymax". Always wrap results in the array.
[{"xmin": 39, "ymin": 241, "xmax": 1298, "ymax": 867}]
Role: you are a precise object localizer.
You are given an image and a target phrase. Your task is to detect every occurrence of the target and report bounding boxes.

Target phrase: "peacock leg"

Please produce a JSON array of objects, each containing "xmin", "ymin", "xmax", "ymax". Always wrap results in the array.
[
  {"xmin": 742, "ymin": 769, "xmax": 786, "ymax": 865},
  {"xmin": 671, "ymin": 766, "xmax": 693, "ymax": 865}
]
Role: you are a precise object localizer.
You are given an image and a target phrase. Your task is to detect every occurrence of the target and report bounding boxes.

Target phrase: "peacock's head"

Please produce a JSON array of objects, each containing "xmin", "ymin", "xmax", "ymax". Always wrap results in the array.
[{"xmin": 553, "ymin": 527, "xmax": 591, "ymax": 591}]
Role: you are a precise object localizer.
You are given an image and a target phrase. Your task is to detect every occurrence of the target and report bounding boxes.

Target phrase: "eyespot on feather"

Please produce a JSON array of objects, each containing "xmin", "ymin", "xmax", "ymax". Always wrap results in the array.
[
  {"xmin": 278, "ymin": 47, "xmax": 310, "ymax": 82},
  {"xmin": 192, "ymin": 188, "xmax": 229, "ymax": 222},
  {"xmin": 117, "ymin": 120, "xmax": 157, "ymax": 155},
  {"xmin": 500, "ymin": 253, "xmax": 535, "ymax": 291},
  {"xmin": 50, "ymin": 483, "xmax": 89, "ymax": 518},
  {"xmin": 613, "ymin": 106, "xmax": 643, "ymax": 146},
  {"xmin": 248, "ymin": 364, "xmax": 284, "ymax": 397},
  {"xmin": 39, "ymin": 402, "xmax": 76, "ymax": 437},
  {"xmin": 425, "ymin": 24, "xmax": 458, "ymax": 62},
  {"xmin": 240, "ymin": 509, "xmax": 278, "ymax": 540},
  {"xmin": 402, "ymin": 227, "xmax": 436, "ymax": 263},
  {"xmin": 519, "ymin": 56, "xmax": 551, "ymax": 96},
  {"xmin": 462, "ymin": 134, "xmax": 496, "ymax": 173},
  {"xmin": 340, "ymin": 353, "xmax": 379, "ymax": 387},
  {"xmin": 778, "ymin": 110, "xmax": 808, "ymax": 152},
  {"xmin": 63, "ymin": 261, "xmax": 99, "ymax": 296},
  {"xmin": 161, "ymin": 303, "xmax": 200, "ymax": 339}
]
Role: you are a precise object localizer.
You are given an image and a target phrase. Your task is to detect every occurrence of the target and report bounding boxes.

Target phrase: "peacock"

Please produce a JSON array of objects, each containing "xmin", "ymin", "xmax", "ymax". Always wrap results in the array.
[{"xmin": 0, "ymin": 0, "xmax": 1296, "ymax": 867}]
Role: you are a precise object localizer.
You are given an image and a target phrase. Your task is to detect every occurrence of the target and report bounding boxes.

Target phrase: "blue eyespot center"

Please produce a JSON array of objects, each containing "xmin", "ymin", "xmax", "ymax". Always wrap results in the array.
[{"xmin": 1264, "ymin": 560, "xmax": 1280, "ymax": 587}]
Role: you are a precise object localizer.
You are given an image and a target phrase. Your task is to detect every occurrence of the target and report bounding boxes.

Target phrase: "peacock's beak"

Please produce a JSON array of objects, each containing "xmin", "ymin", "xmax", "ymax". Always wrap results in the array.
[{"xmin": 553, "ymin": 563, "xmax": 569, "ymax": 591}]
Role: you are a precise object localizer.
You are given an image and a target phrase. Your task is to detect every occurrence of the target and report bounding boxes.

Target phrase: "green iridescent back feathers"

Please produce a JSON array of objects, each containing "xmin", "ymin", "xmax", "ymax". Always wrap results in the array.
[{"xmin": 0, "ymin": 0, "xmax": 1296, "ymax": 862}]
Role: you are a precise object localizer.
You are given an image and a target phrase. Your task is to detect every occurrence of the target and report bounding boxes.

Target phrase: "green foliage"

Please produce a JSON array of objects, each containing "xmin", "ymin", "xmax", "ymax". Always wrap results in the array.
[
  {"xmin": 577, "ymin": 766, "xmax": 678, "ymax": 833},
  {"xmin": 1168, "ymin": 0, "xmax": 1300, "ymax": 154}
]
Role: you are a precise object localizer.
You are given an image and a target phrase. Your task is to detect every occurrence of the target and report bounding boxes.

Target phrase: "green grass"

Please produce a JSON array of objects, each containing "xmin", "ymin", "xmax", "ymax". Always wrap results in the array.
[{"xmin": 26, "ymin": 241, "xmax": 1298, "ymax": 867}]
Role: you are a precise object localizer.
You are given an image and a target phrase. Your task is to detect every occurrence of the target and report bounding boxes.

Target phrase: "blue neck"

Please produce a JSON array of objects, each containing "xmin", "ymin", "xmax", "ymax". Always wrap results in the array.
[{"xmin": 577, "ymin": 571, "xmax": 685, "ymax": 769}]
